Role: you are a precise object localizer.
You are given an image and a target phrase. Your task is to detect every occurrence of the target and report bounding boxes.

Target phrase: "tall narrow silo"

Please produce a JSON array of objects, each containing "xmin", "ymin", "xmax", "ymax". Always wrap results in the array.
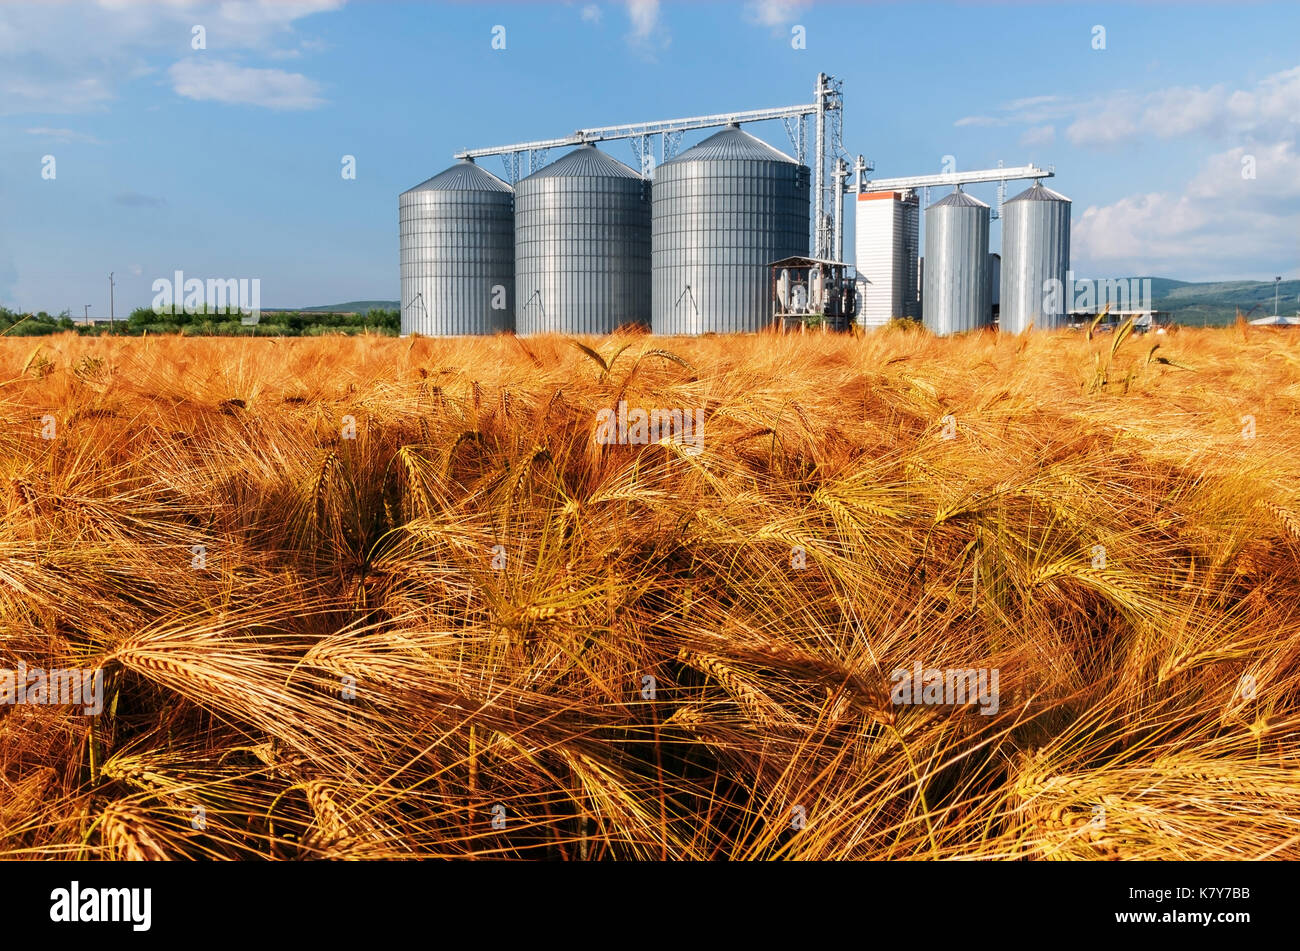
[
  {"xmin": 513, "ymin": 145, "xmax": 650, "ymax": 336},
  {"xmin": 1000, "ymin": 182, "xmax": 1071, "ymax": 333},
  {"xmin": 399, "ymin": 160, "xmax": 514, "ymax": 335},
  {"xmin": 922, "ymin": 189, "xmax": 990, "ymax": 336},
  {"xmin": 652, "ymin": 125, "xmax": 810, "ymax": 334}
]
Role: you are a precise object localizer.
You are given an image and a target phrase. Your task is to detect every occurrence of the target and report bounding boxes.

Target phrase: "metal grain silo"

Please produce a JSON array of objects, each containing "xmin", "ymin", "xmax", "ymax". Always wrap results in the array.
[
  {"xmin": 514, "ymin": 145, "xmax": 650, "ymax": 335},
  {"xmin": 652, "ymin": 125, "xmax": 810, "ymax": 334},
  {"xmin": 999, "ymin": 182, "xmax": 1071, "ymax": 333},
  {"xmin": 399, "ymin": 160, "xmax": 514, "ymax": 335},
  {"xmin": 922, "ymin": 189, "xmax": 991, "ymax": 336}
]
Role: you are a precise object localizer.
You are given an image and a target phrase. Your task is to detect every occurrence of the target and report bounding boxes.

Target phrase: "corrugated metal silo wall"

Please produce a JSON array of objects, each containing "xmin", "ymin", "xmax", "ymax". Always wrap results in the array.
[
  {"xmin": 922, "ymin": 202, "xmax": 990, "ymax": 335},
  {"xmin": 652, "ymin": 160, "xmax": 810, "ymax": 334},
  {"xmin": 1000, "ymin": 198, "xmax": 1071, "ymax": 333},
  {"xmin": 399, "ymin": 188, "xmax": 514, "ymax": 335},
  {"xmin": 514, "ymin": 175, "xmax": 652, "ymax": 335}
]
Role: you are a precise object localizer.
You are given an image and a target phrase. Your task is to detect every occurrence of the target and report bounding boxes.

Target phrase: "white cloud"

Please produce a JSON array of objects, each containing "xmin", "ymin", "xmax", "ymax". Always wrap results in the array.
[
  {"xmin": 1072, "ymin": 140, "xmax": 1300, "ymax": 278},
  {"xmin": 1138, "ymin": 85, "xmax": 1231, "ymax": 139},
  {"xmin": 1063, "ymin": 108, "xmax": 1139, "ymax": 148},
  {"xmin": 581, "ymin": 4, "xmax": 602, "ymax": 24},
  {"xmin": 3, "ymin": 76, "xmax": 115, "ymax": 116},
  {"xmin": 24, "ymin": 127, "xmax": 105, "ymax": 145},
  {"xmin": 955, "ymin": 93, "xmax": 1072, "ymax": 128},
  {"xmin": 956, "ymin": 68, "xmax": 1300, "ymax": 149},
  {"xmin": 624, "ymin": 0, "xmax": 668, "ymax": 58},
  {"xmin": 1062, "ymin": 70, "xmax": 1300, "ymax": 278},
  {"xmin": 168, "ymin": 59, "xmax": 325, "ymax": 109},
  {"xmin": 0, "ymin": 0, "xmax": 341, "ymax": 115},
  {"xmin": 626, "ymin": 0, "xmax": 658, "ymax": 38},
  {"xmin": 744, "ymin": 0, "xmax": 810, "ymax": 28},
  {"xmin": 206, "ymin": 0, "xmax": 343, "ymax": 31},
  {"xmin": 1019, "ymin": 125, "xmax": 1055, "ymax": 147},
  {"xmin": 268, "ymin": 36, "xmax": 333, "ymax": 59},
  {"xmin": 1007, "ymin": 95, "xmax": 1060, "ymax": 111},
  {"xmin": 1186, "ymin": 140, "xmax": 1300, "ymax": 201}
]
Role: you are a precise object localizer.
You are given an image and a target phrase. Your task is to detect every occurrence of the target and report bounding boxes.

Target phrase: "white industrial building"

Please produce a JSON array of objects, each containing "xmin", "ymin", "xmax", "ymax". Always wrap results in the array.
[{"xmin": 853, "ymin": 190, "xmax": 919, "ymax": 327}]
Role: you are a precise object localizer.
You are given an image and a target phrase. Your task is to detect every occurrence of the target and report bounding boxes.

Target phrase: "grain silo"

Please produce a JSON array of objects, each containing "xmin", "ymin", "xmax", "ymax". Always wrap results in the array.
[
  {"xmin": 399, "ymin": 160, "xmax": 514, "ymax": 335},
  {"xmin": 514, "ymin": 145, "xmax": 651, "ymax": 335},
  {"xmin": 922, "ymin": 189, "xmax": 990, "ymax": 336},
  {"xmin": 652, "ymin": 124, "xmax": 810, "ymax": 334},
  {"xmin": 999, "ymin": 182, "xmax": 1071, "ymax": 333}
]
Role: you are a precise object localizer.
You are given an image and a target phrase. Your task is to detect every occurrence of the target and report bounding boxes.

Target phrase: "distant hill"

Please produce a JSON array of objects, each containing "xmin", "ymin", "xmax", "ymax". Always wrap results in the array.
[
  {"xmin": 290, "ymin": 300, "xmax": 399, "ymax": 313},
  {"xmin": 1158, "ymin": 278, "xmax": 1300, "ymax": 326},
  {"xmin": 1071, "ymin": 277, "xmax": 1299, "ymax": 326}
]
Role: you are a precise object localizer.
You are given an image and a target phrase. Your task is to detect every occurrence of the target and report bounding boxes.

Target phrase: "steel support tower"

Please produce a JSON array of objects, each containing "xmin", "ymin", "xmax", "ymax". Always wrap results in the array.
[{"xmin": 452, "ymin": 72, "xmax": 846, "ymax": 259}]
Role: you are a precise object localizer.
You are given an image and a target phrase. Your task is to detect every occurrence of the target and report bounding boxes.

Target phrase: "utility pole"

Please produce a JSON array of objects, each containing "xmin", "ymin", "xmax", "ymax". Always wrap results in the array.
[
  {"xmin": 1275, "ymin": 276, "xmax": 1282, "ymax": 317},
  {"xmin": 108, "ymin": 272, "xmax": 115, "ymax": 333},
  {"xmin": 84, "ymin": 305, "xmax": 91, "ymax": 323}
]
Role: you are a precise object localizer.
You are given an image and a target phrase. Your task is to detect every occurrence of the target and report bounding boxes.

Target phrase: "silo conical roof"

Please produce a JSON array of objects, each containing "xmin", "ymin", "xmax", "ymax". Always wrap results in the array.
[
  {"xmin": 402, "ymin": 159, "xmax": 513, "ymax": 195},
  {"xmin": 523, "ymin": 144, "xmax": 643, "ymax": 180},
  {"xmin": 664, "ymin": 125, "xmax": 798, "ymax": 165},
  {"xmin": 928, "ymin": 189, "xmax": 989, "ymax": 210},
  {"xmin": 1006, "ymin": 181, "xmax": 1071, "ymax": 203}
]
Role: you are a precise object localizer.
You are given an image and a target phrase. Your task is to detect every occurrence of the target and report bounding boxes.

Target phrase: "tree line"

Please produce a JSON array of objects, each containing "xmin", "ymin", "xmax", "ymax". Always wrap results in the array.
[{"xmin": 0, "ymin": 306, "xmax": 400, "ymax": 337}]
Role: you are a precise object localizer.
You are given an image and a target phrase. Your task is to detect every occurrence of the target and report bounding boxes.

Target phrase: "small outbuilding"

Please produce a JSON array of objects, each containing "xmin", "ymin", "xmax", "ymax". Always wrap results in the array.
[{"xmin": 768, "ymin": 256, "xmax": 856, "ymax": 331}]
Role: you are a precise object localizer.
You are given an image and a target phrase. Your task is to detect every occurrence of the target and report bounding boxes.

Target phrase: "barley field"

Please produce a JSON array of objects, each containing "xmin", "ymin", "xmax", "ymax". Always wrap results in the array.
[{"xmin": 2, "ymin": 322, "xmax": 1298, "ymax": 860}]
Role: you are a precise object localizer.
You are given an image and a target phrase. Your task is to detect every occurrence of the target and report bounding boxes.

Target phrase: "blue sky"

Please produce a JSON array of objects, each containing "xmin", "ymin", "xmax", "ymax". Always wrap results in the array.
[{"xmin": 2, "ymin": 0, "xmax": 1297, "ymax": 314}]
